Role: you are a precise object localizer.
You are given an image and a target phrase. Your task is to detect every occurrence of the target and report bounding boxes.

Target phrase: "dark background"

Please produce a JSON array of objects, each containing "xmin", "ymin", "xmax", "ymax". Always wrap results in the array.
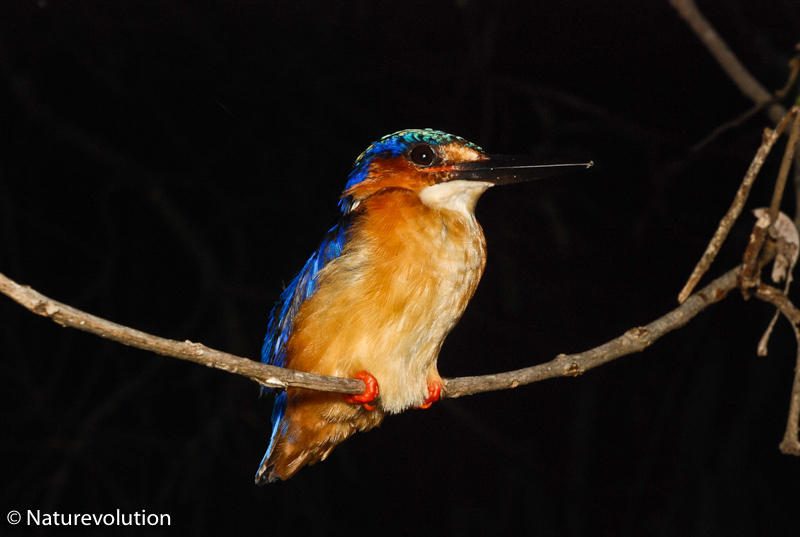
[{"xmin": 2, "ymin": 1, "xmax": 799, "ymax": 535}]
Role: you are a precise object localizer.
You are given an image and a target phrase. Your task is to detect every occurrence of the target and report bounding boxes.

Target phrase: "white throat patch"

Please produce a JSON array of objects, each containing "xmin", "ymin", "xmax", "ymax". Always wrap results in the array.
[{"xmin": 419, "ymin": 180, "xmax": 493, "ymax": 215}]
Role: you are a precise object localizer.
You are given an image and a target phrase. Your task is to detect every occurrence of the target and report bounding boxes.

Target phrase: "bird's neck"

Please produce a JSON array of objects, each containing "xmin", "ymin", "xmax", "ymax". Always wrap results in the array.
[
  {"xmin": 355, "ymin": 186, "xmax": 488, "ymax": 263},
  {"xmin": 418, "ymin": 180, "xmax": 493, "ymax": 216}
]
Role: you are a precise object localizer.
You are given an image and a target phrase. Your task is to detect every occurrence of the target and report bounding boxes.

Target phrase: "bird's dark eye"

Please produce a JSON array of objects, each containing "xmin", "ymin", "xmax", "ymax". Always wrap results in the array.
[{"xmin": 409, "ymin": 144, "xmax": 438, "ymax": 167}]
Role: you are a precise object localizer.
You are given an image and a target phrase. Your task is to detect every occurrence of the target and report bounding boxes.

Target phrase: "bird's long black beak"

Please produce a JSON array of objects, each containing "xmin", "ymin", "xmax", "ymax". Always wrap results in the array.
[{"xmin": 450, "ymin": 155, "xmax": 593, "ymax": 185}]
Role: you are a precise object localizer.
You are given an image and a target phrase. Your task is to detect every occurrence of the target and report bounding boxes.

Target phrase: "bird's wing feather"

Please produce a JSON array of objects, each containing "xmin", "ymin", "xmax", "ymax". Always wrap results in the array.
[
  {"xmin": 261, "ymin": 218, "xmax": 351, "ymax": 368},
  {"xmin": 256, "ymin": 217, "xmax": 351, "ymax": 483}
]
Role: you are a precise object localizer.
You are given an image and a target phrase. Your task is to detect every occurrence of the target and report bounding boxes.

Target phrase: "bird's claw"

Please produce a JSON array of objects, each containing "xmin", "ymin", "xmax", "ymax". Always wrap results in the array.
[
  {"xmin": 418, "ymin": 379, "xmax": 442, "ymax": 409},
  {"xmin": 344, "ymin": 370, "xmax": 379, "ymax": 411}
]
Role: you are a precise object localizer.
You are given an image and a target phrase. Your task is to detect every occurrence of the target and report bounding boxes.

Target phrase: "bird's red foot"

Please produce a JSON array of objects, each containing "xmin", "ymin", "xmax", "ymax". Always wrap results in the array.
[
  {"xmin": 344, "ymin": 370, "xmax": 379, "ymax": 411},
  {"xmin": 418, "ymin": 379, "xmax": 443, "ymax": 409}
]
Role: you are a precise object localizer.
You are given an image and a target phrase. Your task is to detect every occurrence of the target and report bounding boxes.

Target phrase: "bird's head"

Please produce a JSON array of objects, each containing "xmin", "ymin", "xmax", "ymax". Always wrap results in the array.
[{"xmin": 339, "ymin": 128, "xmax": 591, "ymax": 215}]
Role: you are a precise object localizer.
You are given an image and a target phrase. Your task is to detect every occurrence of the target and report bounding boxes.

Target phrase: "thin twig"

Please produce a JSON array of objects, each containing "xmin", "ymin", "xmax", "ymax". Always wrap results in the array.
[
  {"xmin": 768, "ymin": 112, "xmax": 800, "ymax": 223},
  {"xmin": 692, "ymin": 101, "xmax": 770, "ymax": 154},
  {"xmin": 755, "ymin": 210, "xmax": 799, "ymax": 355},
  {"xmin": 740, "ymin": 111, "xmax": 800, "ymax": 290},
  {"xmin": 691, "ymin": 54, "xmax": 800, "ymax": 154},
  {"xmin": 757, "ymin": 310, "xmax": 781, "ymax": 357},
  {"xmin": 781, "ymin": 343, "xmax": 800, "ymax": 455},
  {"xmin": 754, "ymin": 284, "xmax": 800, "ymax": 454},
  {"xmin": 755, "ymin": 284, "xmax": 800, "ymax": 324},
  {"xmin": 678, "ymin": 112, "xmax": 794, "ymax": 303},
  {"xmin": 445, "ymin": 268, "xmax": 739, "ymax": 397},
  {"xmin": 781, "ymin": 340, "xmax": 800, "ymax": 455},
  {"xmin": 669, "ymin": 0, "xmax": 787, "ymax": 124},
  {"xmin": 671, "ymin": 0, "xmax": 800, "ymax": 239},
  {"xmin": 0, "ymin": 265, "xmax": 742, "ymax": 400},
  {"xmin": 774, "ymin": 56, "xmax": 800, "ymax": 100}
]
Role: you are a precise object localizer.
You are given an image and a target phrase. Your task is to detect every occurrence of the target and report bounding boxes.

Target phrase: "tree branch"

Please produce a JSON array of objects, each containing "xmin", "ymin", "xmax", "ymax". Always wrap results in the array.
[
  {"xmin": 1, "ymin": 266, "xmax": 740, "ymax": 400},
  {"xmin": 670, "ymin": 0, "xmax": 800, "ymax": 234},
  {"xmin": 754, "ymin": 284, "xmax": 800, "ymax": 454},
  {"xmin": 678, "ymin": 111, "xmax": 795, "ymax": 303},
  {"xmin": 445, "ymin": 267, "xmax": 738, "ymax": 397},
  {"xmin": 0, "ymin": 272, "xmax": 364, "ymax": 395}
]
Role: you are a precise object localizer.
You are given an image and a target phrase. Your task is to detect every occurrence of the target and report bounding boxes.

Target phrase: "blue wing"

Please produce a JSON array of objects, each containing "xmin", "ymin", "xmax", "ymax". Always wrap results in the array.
[
  {"xmin": 260, "ymin": 220, "xmax": 350, "ymax": 369},
  {"xmin": 255, "ymin": 217, "xmax": 351, "ymax": 483}
]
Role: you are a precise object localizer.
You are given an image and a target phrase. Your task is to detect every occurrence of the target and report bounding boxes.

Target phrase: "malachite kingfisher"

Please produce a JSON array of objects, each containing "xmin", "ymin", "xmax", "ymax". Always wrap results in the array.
[{"xmin": 255, "ymin": 128, "xmax": 591, "ymax": 483}]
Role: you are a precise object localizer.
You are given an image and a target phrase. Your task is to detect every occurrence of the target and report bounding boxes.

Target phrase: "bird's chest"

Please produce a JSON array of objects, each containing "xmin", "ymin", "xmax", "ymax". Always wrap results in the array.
[
  {"xmin": 353, "ymin": 211, "xmax": 486, "ymax": 410},
  {"xmin": 406, "ymin": 214, "xmax": 486, "ymax": 332},
  {"xmin": 289, "ymin": 202, "xmax": 486, "ymax": 412}
]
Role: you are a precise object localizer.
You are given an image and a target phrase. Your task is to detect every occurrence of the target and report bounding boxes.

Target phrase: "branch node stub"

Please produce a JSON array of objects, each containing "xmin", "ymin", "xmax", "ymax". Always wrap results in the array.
[
  {"xmin": 183, "ymin": 340, "xmax": 206, "ymax": 356},
  {"xmin": 565, "ymin": 361, "xmax": 583, "ymax": 377},
  {"xmin": 626, "ymin": 326, "xmax": 650, "ymax": 340},
  {"xmin": 31, "ymin": 299, "xmax": 46, "ymax": 315},
  {"xmin": 260, "ymin": 377, "xmax": 287, "ymax": 389}
]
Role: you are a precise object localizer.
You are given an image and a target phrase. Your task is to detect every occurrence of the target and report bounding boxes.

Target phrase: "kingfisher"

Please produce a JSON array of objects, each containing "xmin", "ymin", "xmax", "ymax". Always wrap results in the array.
[{"xmin": 255, "ymin": 128, "xmax": 590, "ymax": 483}]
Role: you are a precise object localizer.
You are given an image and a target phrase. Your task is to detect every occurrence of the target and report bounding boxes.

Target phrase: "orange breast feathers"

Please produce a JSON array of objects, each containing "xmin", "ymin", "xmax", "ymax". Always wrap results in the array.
[{"xmin": 286, "ymin": 187, "xmax": 487, "ymax": 413}]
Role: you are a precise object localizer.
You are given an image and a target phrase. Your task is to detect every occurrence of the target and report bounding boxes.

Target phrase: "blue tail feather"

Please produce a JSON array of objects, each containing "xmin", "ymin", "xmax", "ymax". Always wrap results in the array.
[{"xmin": 254, "ymin": 391, "xmax": 287, "ymax": 484}]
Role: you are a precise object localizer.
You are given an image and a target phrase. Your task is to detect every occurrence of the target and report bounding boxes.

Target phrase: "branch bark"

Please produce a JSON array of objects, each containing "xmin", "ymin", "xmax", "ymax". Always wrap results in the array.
[
  {"xmin": 0, "ymin": 272, "xmax": 364, "ymax": 395},
  {"xmin": 445, "ymin": 268, "xmax": 737, "ymax": 397},
  {"xmin": 0, "ymin": 267, "xmax": 740, "ymax": 400}
]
